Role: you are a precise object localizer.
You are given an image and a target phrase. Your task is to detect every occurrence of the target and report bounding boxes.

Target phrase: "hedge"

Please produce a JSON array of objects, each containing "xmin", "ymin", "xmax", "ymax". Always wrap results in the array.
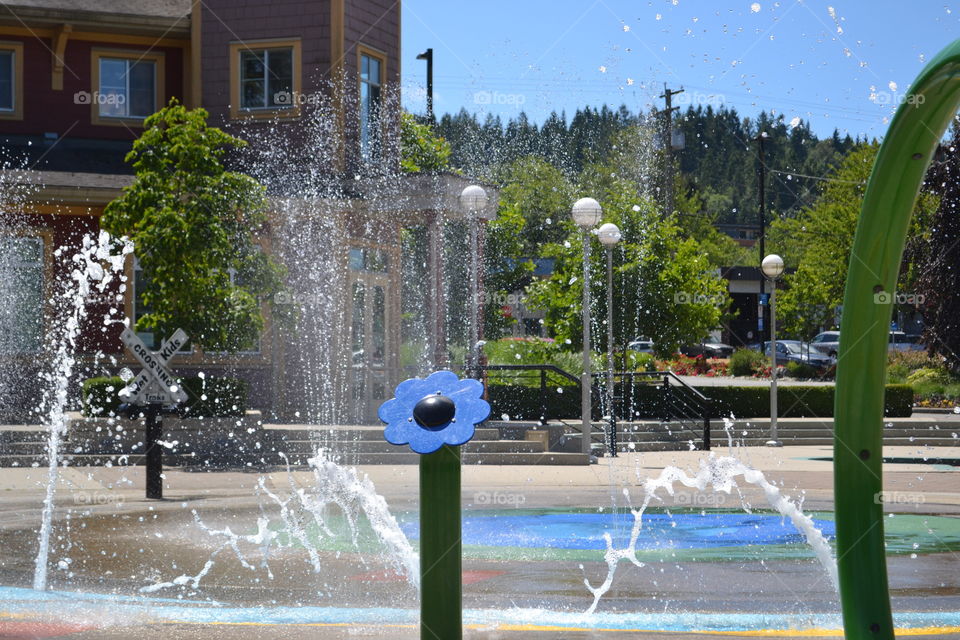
[
  {"xmin": 82, "ymin": 376, "xmax": 248, "ymax": 418},
  {"xmin": 485, "ymin": 383, "xmax": 913, "ymax": 420}
]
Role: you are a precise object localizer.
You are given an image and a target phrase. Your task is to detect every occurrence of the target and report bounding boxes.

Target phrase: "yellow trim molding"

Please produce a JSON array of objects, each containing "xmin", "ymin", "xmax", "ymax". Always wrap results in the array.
[
  {"xmin": 89, "ymin": 47, "xmax": 165, "ymax": 128},
  {"xmin": 228, "ymin": 37, "xmax": 301, "ymax": 121},
  {"xmin": 0, "ymin": 40, "xmax": 24, "ymax": 120}
]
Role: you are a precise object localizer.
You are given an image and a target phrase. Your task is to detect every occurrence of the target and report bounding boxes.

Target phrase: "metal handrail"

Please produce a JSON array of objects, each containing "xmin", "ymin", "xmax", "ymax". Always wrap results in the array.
[
  {"xmin": 479, "ymin": 365, "xmax": 712, "ymax": 451},
  {"xmin": 483, "ymin": 363, "xmax": 581, "ymax": 385}
]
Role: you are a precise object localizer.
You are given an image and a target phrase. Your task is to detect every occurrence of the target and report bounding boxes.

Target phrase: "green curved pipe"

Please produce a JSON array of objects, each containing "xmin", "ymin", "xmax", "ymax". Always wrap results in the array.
[{"xmin": 835, "ymin": 38, "xmax": 960, "ymax": 640}]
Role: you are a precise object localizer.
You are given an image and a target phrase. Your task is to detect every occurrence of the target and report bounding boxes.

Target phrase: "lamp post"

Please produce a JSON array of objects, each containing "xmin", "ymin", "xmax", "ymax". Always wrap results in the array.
[
  {"xmin": 762, "ymin": 253, "xmax": 785, "ymax": 447},
  {"xmin": 596, "ymin": 222, "xmax": 621, "ymax": 457},
  {"xmin": 459, "ymin": 185, "xmax": 490, "ymax": 380},
  {"xmin": 572, "ymin": 197, "xmax": 603, "ymax": 456},
  {"xmin": 416, "ymin": 48, "xmax": 434, "ymax": 121}
]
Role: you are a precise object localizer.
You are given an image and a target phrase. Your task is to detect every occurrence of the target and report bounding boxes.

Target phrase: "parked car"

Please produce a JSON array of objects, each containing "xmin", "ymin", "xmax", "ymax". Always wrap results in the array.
[
  {"xmin": 680, "ymin": 342, "xmax": 735, "ymax": 358},
  {"xmin": 627, "ymin": 338, "xmax": 654, "ymax": 354},
  {"xmin": 889, "ymin": 331, "xmax": 924, "ymax": 352},
  {"xmin": 810, "ymin": 331, "xmax": 841, "ymax": 358},
  {"xmin": 813, "ymin": 330, "xmax": 924, "ymax": 357},
  {"xmin": 762, "ymin": 340, "xmax": 835, "ymax": 372}
]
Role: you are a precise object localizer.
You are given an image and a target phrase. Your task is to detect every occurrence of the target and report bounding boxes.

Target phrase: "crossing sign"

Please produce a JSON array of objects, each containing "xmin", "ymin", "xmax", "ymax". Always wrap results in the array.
[{"xmin": 118, "ymin": 328, "xmax": 189, "ymax": 406}]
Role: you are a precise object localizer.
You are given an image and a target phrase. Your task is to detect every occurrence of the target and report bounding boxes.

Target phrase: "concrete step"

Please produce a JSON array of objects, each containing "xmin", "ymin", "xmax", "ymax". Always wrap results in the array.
[
  {"xmin": 0, "ymin": 430, "xmax": 49, "ymax": 444},
  {"xmin": 255, "ymin": 439, "xmax": 545, "ymax": 455},
  {"xmin": 0, "ymin": 450, "xmax": 591, "ymax": 467},
  {"xmin": 0, "ymin": 437, "xmax": 546, "ymax": 460}
]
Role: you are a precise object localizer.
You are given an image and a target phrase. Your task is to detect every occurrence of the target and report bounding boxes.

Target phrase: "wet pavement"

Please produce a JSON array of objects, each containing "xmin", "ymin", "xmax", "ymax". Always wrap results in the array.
[{"xmin": 0, "ymin": 445, "xmax": 958, "ymax": 638}]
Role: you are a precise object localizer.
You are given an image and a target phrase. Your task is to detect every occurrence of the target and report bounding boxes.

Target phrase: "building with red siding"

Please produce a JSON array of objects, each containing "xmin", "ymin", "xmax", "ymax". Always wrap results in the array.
[{"xmin": 0, "ymin": 1, "xmax": 489, "ymax": 423}]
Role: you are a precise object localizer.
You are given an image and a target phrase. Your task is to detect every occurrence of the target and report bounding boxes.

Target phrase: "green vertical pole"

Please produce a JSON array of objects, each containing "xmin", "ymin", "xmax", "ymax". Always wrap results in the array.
[
  {"xmin": 835, "ymin": 39, "xmax": 960, "ymax": 640},
  {"xmin": 419, "ymin": 444, "xmax": 461, "ymax": 640}
]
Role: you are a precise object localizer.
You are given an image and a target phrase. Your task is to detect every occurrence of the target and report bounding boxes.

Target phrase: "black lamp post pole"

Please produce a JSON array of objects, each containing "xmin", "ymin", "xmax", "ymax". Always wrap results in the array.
[
  {"xmin": 144, "ymin": 403, "xmax": 163, "ymax": 499},
  {"xmin": 417, "ymin": 48, "xmax": 434, "ymax": 122}
]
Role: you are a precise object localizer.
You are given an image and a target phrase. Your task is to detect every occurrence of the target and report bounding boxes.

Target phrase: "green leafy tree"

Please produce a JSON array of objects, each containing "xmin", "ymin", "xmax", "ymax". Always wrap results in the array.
[
  {"xmin": 771, "ymin": 144, "xmax": 935, "ymax": 339},
  {"xmin": 400, "ymin": 112, "xmax": 452, "ymax": 173},
  {"xmin": 101, "ymin": 100, "xmax": 285, "ymax": 352},
  {"xmin": 525, "ymin": 172, "xmax": 728, "ymax": 357},
  {"xmin": 481, "ymin": 157, "xmax": 573, "ymax": 338}
]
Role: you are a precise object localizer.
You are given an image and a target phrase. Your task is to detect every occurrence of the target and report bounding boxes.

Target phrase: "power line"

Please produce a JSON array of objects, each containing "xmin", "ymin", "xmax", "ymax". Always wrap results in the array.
[{"xmin": 768, "ymin": 168, "xmax": 865, "ymax": 185}]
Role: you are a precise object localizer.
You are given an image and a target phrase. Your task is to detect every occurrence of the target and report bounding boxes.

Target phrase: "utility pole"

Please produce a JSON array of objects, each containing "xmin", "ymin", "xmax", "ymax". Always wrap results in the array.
[
  {"xmin": 756, "ymin": 131, "xmax": 769, "ymax": 343},
  {"xmin": 658, "ymin": 83, "xmax": 684, "ymax": 217},
  {"xmin": 416, "ymin": 48, "xmax": 434, "ymax": 122}
]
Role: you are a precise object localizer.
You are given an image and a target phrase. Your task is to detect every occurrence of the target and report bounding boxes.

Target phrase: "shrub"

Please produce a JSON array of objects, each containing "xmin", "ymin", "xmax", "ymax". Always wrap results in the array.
[
  {"xmin": 487, "ymin": 383, "xmax": 579, "ymax": 421},
  {"xmin": 705, "ymin": 384, "xmax": 913, "ymax": 418},
  {"xmin": 887, "ymin": 351, "xmax": 947, "ymax": 384},
  {"xmin": 905, "ymin": 367, "xmax": 951, "ymax": 386},
  {"xmin": 485, "ymin": 383, "xmax": 913, "ymax": 420},
  {"xmin": 81, "ymin": 375, "xmax": 247, "ymax": 418},
  {"xmin": 484, "ymin": 337, "xmax": 584, "ymax": 387},
  {"xmin": 785, "ymin": 361, "xmax": 819, "ymax": 379},
  {"xmin": 616, "ymin": 350, "xmax": 656, "ymax": 372},
  {"xmin": 729, "ymin": 349, "xmax": 767, "ymax": 376}
]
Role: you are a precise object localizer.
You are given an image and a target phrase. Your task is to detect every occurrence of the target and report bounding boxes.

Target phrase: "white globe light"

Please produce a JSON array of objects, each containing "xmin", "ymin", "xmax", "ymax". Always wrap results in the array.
[
  {"xmin": 571, "ymin": 197, "xmax": 602, "ymax": 228},
  {"xmin": 596, "ymin": 222, "xmax": 622, "ymax": 246},
  {"xmin": 761, "ymin": 253, "xmax": 785, "ymax": 279},
  {"xmin": 459, "ymin": 185, "xmax": 489, "ymax": 212}
]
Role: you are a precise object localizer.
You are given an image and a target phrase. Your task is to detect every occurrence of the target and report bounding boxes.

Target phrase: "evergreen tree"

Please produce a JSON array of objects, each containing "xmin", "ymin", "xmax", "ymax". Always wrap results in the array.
[{"xmin": 917, "ymin": 121, "xmax": 960, "ymax": 373}]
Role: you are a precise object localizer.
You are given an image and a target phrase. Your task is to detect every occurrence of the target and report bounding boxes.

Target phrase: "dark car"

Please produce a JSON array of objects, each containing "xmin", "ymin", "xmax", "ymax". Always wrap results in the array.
[
  {"xmin": 762, "ymin": 340, "xmax": 834, "ymax": 371},
  {"xmin": 680, "ymin": 342, "xmax": 735, "ymax": 358}
]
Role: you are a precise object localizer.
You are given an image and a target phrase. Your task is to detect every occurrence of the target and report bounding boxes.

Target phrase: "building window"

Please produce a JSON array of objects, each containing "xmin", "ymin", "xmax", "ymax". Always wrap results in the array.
[
  {"xmin": 240, "ymin": 48, "xmax": 292, "ymax": 109},
  {"xmin": 359, "ymin": 49, "xmax": 384, "ymax": 160},
  {"xmin": 348, "ymin": 247, "xmax": 389, "ymax": 273},
  {"xmin": 91, "ymin": 49, "xmax": 164, "ymax": 126},
  {"xmin": 0, "ymin": 236, "xmax": 43, "ymax": 353},
  {"xmin": 230, "ymin": 39, "xmax": 301, "ymax": 120},
  {"xmin": 0, "ymin": 42, "xmax": 23, "ymax": 120},
  {"xmin": 0, "ymin": 51, "xmax": 14, "ymax": 111}
]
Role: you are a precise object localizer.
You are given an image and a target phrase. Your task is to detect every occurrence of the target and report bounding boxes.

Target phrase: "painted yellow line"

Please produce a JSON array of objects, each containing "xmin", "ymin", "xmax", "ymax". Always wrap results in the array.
[
  {"xmin": 151, "ymin": 620, "xmax": 960, "ymax": 636},
  {"xmin": 688, "ymin": 627, "xmax": 960, "ymax": 637},
  {"xmin": 8, "ymin": 611, "xmax": 958, "ymax": 637}
]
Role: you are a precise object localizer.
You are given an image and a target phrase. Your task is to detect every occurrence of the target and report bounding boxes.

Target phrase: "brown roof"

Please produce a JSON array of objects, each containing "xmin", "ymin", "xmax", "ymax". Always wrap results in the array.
[
  {"xmin": 10, "ymin": 170, "xmax": 133, "ymax": 190},
  {"xmin": 0, "ymin": 0, "xmax": 191, "ymax": 19}
]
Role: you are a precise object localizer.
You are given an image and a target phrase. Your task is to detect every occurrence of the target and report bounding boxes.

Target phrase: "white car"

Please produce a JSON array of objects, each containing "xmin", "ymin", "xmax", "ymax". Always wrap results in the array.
[
  {"xmin": 627, "ymin": 338, "xmax": 654, "ymax": 354},
  {"xmin": 811, "ymin": 330, "xmax": 923, "ymax": 358}
]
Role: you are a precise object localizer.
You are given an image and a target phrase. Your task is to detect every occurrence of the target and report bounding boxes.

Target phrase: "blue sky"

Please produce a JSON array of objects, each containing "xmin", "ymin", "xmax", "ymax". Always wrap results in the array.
[{"xmin": 400, "ymin": 1, "xmax": 960, "ymax": 138}]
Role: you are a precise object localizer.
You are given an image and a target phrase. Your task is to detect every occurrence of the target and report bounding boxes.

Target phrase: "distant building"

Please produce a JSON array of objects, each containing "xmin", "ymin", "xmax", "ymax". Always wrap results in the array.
[{"xmin": 716, "ymin": 224, "xmax": 762, "ymax": 248}]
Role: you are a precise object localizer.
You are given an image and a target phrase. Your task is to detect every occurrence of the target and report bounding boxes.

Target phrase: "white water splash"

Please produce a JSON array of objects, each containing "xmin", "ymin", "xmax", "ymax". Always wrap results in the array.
[
  {"xmin": 34, "ymin": 231, "xmax": 132, "ymax": 591},
  {"xmin": 142, "ymin": 449, "xmax": 418, "ymax": 593},
  {"xmin": 583, "ymin": 452, "xmax": 838, "ymax": 614}
]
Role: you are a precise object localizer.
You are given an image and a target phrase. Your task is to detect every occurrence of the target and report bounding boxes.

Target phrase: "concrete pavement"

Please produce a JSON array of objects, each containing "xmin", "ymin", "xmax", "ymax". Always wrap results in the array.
[{"xmin": 0, "ymin": 446, "xmax": 958, "ymax": 638}]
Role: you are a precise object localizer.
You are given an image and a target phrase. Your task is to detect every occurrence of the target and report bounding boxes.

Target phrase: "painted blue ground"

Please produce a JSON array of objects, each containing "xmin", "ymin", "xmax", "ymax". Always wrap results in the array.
[
  {"xmin": 399, "ymin": 511, "xmax": 836, "ymax": 550},
  {"xmin": 0, "ymin": 586, "xmax": 956, "ymax": 632}
]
